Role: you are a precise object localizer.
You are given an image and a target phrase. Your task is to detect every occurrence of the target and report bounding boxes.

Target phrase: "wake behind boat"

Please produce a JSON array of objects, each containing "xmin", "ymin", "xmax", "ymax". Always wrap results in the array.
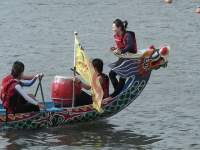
[{"xmin": 0, "ymin": 33, "xmax": 169, "ymax": 130}]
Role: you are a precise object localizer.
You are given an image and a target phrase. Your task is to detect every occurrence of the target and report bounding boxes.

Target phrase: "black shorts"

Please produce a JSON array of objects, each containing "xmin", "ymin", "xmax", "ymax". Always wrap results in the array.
[
  {"xmin": 75, "ymin": 91, "xmax": 92, "ymax": 106},
  {"xmin": 54, "ymin": 91, "xmax": 92, "ymax": 108},
  {"xmin": 9, "ymin": 91, "xmax": 40, "ymax": 113}
]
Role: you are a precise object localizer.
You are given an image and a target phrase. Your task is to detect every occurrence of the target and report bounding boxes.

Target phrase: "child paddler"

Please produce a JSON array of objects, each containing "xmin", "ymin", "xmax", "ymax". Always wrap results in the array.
[
  {"xmin": 109, "ymin": 19, "xmax": 137, "ymax": 97},
  {"xmin": 0, "ymin": 61, "xmax": 44, "ymax": 113},
  {"xmin": 75, "ymin": 58, "xmax": 109, "ymax": 106}
]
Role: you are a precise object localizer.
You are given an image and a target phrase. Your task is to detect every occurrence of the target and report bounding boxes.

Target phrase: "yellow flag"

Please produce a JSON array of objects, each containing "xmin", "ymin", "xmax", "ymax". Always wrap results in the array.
[{"xmin": 75, "ymin": 33, "xmax": 104, "ymax": 112}]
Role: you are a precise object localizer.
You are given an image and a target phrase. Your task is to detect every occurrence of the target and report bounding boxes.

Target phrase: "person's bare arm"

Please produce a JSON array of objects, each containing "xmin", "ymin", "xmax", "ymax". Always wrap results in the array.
[
  {"xmin": 110, "ymin": 47, "xmax": 117, "ymax": 51},
  {"xmin": 22, "ymin": 75, "xmax": 35, "ymax": 80},
  {"xmin": 22, "ymin": 73, "xmax": 43, "ymax": 80},
  {"xmin": 75, "ymin": 77, "xmax": 91, "ymax": 90},
  {"xmin": 99, "ymin": 76, "xmax": 103, "ymax": 85}
]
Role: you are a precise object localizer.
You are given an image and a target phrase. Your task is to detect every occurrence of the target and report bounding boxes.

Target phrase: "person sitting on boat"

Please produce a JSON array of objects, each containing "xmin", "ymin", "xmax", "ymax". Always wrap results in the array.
[
  {"xmin": 0, "ymin": 61, "xmax": 44, "ymax": 113},
  {"xmin": 109, "ymin": 19, "xmax": 137, "ymax": 98},
  {"xmin": 75, "ymin": 58, "xmax": 109, "ymax": 106}
]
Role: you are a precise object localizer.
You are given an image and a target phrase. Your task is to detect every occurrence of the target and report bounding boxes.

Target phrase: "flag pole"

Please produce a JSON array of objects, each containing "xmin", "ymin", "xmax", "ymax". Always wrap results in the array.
[{"xmin": 72, "ymin": 32, "xmax": 78, "ymax": 108}]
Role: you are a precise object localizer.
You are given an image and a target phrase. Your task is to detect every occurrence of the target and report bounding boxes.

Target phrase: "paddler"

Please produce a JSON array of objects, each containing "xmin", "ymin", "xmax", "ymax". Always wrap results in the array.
[
  {"xmin": 75, "ymin": 58, "xmax": 109, "ymax": 106},
  {"xmin": 0, "ymin": 61, "xmax": 44, "ymax": 113},
  {"xmin": 109, "ymin": 19, "xmax": 137, "ymax": 97}
]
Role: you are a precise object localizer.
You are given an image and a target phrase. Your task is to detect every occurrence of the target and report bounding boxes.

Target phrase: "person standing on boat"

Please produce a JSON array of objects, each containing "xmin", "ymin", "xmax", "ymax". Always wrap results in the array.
[
  {"xmin": 109, "ymin": 19, "xmax": 137, "ymax": 97},
  {"xmin": 0, "ymin": 61, "xmax": 44, "ymax": 113},
  {"xmin": 75, "ymin": 58, "xmax": 109, "ymax": 106}
]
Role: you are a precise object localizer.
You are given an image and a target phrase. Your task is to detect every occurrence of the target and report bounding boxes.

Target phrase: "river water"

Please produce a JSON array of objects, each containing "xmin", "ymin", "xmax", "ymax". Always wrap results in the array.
[{"xmin": 0, "ymin": 0, "xmax": 200, "ymax": 149}]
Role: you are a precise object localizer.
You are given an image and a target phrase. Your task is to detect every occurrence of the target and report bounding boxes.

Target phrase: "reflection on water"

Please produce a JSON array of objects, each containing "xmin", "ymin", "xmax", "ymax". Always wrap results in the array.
[{"xmin": 0, "ymin": 121, "xmax": 161, "ymax": 150}]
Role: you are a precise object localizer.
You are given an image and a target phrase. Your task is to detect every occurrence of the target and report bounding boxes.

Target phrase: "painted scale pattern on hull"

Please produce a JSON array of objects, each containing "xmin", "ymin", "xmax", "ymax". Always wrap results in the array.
[
  {"xmin": 0, "ymin": 73, "xmax": 150, "ymax": 130},
  {"xmin": 0, "ymin": 45, "xmax": 169, "ymax": 130}
]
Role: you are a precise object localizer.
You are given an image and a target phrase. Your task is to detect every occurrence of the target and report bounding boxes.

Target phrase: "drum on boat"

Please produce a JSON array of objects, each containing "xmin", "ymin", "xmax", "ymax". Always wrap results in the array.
[{"xmin": 51, "ymin": 76, "xmax": 81, "ymax": 107}]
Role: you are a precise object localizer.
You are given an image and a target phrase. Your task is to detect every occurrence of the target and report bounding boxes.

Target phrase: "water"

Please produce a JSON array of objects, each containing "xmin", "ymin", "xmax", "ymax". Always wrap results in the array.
[{"xmin": 0, "ymin": 0, "xmax": 200, "ymax": 149}]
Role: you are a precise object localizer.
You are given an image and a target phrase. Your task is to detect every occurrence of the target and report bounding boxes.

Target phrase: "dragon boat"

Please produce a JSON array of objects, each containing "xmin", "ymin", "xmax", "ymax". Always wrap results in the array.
[{"xmin": 0, "ymin": 34, "xmax": 169, "ymax": 130}]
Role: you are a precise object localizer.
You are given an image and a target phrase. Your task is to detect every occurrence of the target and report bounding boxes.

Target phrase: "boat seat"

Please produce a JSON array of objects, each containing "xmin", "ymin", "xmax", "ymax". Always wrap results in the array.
[
  {"xmin": 0, "ymin": 108, "xmax": 6, "ymax": 115},
  {"xmin": 43, "ymin": 101, "xmax": 64, "ymax": 112},
  {"xmin": 0, "ymin": 107, "xmax": 63, "ymax": 114},
  {"xmin": 45, "ymin": 107, "xmax": 63, "ymax": 112},
  {"xmin": 0, "ymin": 101, "xmax": 64, "ymax": 114}
]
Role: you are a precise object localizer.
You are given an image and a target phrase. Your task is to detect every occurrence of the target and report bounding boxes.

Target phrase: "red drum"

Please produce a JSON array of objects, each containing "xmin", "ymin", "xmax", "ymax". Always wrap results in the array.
[{"xmin": 51, "ymin": 76, "xmax": 81, "ymax": 107}]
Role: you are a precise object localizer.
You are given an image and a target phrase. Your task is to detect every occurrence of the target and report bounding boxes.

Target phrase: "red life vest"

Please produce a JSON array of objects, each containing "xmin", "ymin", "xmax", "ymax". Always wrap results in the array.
[
  {"xmin": 114, "ymin": 31, "xmax": 137, "ymax": 53},
  {"xmin": 0, "ymin": 75, "xmax": 18, "ymax": 112},
  {"xmin": 98, "ymin": 73, "xmax": 109, "ymax": 98}
]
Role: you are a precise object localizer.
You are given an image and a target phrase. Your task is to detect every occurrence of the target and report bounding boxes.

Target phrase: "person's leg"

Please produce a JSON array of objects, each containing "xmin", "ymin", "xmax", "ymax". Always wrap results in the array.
[
  {"xmin": 22, "ymin": 103, "xmax": 40, "ymax": 112},
  {"xmin": 75, "ymin": 91, "xmax": 92, "ymax": 106},
  {"xmin": 118, "ymin": 77, "xmax": 126, "ymax": 91},
  {"xmin": 110, "ymin": 77, "xmax": 126, "ymax": 98},
  {"xmin": 14, "ymin": 102, "xmax": 39, "ymax": 113},
  {"xmin": 9, "ymin": 92, "xmax": 26, "ymax": 113},
  {"xmin": 13, "ymin": 94, "xmax": 39, "ymax": 113},
  {"xmin": 109, "ymin": 70, "xmax": 118, "ymax": 90},
  {"xmin": 9, "ymin": 91, "xmax": 39, "ymax": 113}
]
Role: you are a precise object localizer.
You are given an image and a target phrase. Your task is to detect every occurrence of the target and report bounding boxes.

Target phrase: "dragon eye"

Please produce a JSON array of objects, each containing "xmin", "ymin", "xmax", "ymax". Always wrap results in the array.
[{"xmin": 151, "ymin": 50, "xmax": 160, "ymax": 61}]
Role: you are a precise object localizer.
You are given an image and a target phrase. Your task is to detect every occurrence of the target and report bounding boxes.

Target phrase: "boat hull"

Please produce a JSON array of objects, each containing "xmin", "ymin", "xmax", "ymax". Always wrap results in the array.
[{"xmin": 0, "ymin": 73, "xmax": 150, "ymax": 130}]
